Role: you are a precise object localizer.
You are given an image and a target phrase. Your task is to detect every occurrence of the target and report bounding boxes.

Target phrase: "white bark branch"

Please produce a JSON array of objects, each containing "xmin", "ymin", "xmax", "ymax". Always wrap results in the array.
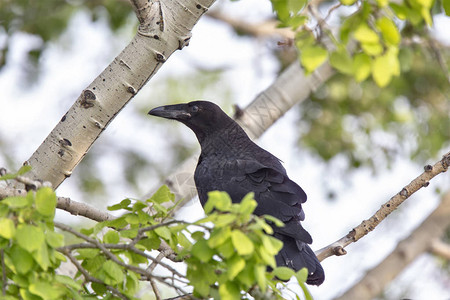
[
  {"xmin": 316, "ymin": 151, "xmax": 450, "ymax": 261},
  {"xmin": 23, "ymin": 0, "xmax": 216, "ymax": 189},
  {"xmin": 335, "ymin": 191, "xmax": 450, "ymax": 300}
]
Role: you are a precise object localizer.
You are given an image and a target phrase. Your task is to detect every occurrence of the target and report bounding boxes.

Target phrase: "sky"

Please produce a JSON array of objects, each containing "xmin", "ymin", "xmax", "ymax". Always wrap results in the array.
[{"xmin": 0, "ymin": 0, "xmax": 449, "ymax": 299}]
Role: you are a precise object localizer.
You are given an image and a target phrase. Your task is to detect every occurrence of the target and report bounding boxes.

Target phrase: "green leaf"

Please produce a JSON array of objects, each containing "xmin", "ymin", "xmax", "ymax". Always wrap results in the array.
[
  {"xmin": 149, "ymin": 185, "xmax": 174, "ymax": 204},
  {"xmin": 354, "ymin": 24, "xmax": 379, "ymax": 43},
  {"xmin": 376, "ymin": 17, "xmax": 400, "ymax": 45},
  {"xmin": 107, "ymin": 198, "xmax": 131, "ymax": 211},
  {"xmin": 208, "ymin": 227, "xmax": 231, "ymax": 248},
  {"xmin": 215, "ymin": 214, "xmax": 237, "ymax": 227},
  {"xmin": 0, "ymin": 165, "xmax": 32, "ymax": 180},
  {"xmin": 10, "ymin": 245, "xmax": 34, "ymax": 274},
  {"xmin": 254, "ymin": 265, "xmax": 266, "ymax": 292},
  {"xmin": 55, "ymin": 275, "xmax": 82, "ymax": 291},
  {"xmin": 0, "ymin": 218, "xmax": 16, "ymax": 239},
  {"xmin": 46, "ymin": 231, "xmax": 64, "ymax": 248},
  {"xmin": 390, "ymin": 3, "xmax": 408, "ymax": 19},
  {"xmin": 353, "ymin": 53, "xmax": 372, "ymax": 82},
  {"xmin": 91, "ymin": 282, "xmax": 107, "ymax": 295},
  {"xmin": 330, "ymin": 50, "xmax": 354, "ymax": 75},
  {"xmin": 300, "ymin": 46, "xmax": 328, "ymax": 73},
  {"xmin": 102, "ymin": 260, "xmax": 124, "ymax": 285},
  {"xmin": 219, "ymin": 281, "xmax": 241, "ymax": 300},
  {"xmin": 261, "ymin": 235, "xmax": 283, "ymax": 255},
  {"xmin": 125, "ymin": 272, "xmax": 139, "ymax": 295},
  {"xmin": 124, "ymin": 213, "xmax": 140, "ymax": 224},
  {"xmin": 361, "ymin": 42, "xmax": 383, "ymax": 56},
  {"xmin": 191, "ymin": 231, "xmax": 205, "ymax": 241},
  {"xmin": 420, "ymin": 6, "xmax": 432, "ymax": 25},
  {"xmin": 376, "ymin": 0, "xmax": 389, "ymax": 7},
  {"xmin": 76, "ymin": 248, "xmax": 99, "ymax": 259},
  {"xmin": 2, "ymin": 196, "xmax": 31, "ymax": 209},
  {"xmin": 33, "ymin": 241, "xmax": 51, "ymax": 270},
  {"xmin": 217, "ymin": 239, "xmax": 235, "ymax": 259},
  {"xmin": 288, "ymin": 0, "xmax": 305, "ymax": 12},
  {"xmin": 119, "ymin": 228, "xmax": 138, "ymax": 239},
  {"xmin": 132, "ymin": 201, "xmax": 147, "ymax": 212},
  {"xmin": 16, "ymin": 224, "xmax": 45, "ymax": 252},
  {"xmin": 258, "ymin": 246, "xmax": 276, "ymax": 267},
  {"xmin": 191, "ymin": 239, "xmax": 215, "ymax": 263},
  {"xmin": 138, "ymin": 232, "xmax": 161, "ymax": 250},
  {"xmin": 340, "ymin": 0, "xmax": 357, "ymax": 5},
  {"xmin": 444, "ymin": 0, "xmax": 450, "ymax": 16},
  {"xmin": 29, "ymin": 281, "xmax": 65, "ymax": 300},
  {"xmin": 295, "ymin": 267, "xmax": 309, "ymax": 283},
  {"xmin": 103, "ymin": 230, "xmax": 120, "ymax": 244},
  {"xmin": 227, "ymin": 255, "xmax": 245, "ymax": 280},
  {"xmin": 273, "ymin": 266, "xmax": 295, "ymax": 280},
  {"xmin": 372, "ymin": 55, "xmax": 391, "ymax": 87},
  {"xmin": 177, "ymin": 232, "xmax": 193, "ymax": 248},
  {"xmin": 155, "ymin": 226, "xmax": 172, "ymax": 241},
  {"xmin": 231, "ymin": 230, "xmax": 254, "ymax": 255},
  {"xmin": 35, "ymin": 187, "xmax": 57, "ymax": 217},
  {"xmin": 205, "ymin": 191, "xmax": 232, "ymax": 213},
  {"xmin": 263, "ymin": 215, "xmax": 284, "ymax": 228},
  {"xmin": 372, "ymin": 48, "xmax": 400, "ymax": 87},
  {"xmin": 238, "ymin": 193, "xmax": 257, "ymax": 216}
]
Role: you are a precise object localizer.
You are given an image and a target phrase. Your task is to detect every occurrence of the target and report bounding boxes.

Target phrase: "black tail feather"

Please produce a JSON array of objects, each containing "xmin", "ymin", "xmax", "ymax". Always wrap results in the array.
[{"xmin": 275, "ymin": 234, "xmax": 325, "ymax": 286}]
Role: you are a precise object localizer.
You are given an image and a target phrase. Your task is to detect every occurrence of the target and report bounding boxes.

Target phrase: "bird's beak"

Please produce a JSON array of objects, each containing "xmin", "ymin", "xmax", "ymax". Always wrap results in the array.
[{"xmin": 148, "ymin": 104, "xmax": 191, "ymax": 120}]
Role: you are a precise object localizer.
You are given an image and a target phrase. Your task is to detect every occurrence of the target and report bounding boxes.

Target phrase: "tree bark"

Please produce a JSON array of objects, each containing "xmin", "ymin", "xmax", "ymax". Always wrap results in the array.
[
  {"xmin": 335, "ymin": 192, "xmax": 450, "ymax": 300},
  {"xmin": 23, "ymin": 0, "xmax": 216, "ymax": 189}
]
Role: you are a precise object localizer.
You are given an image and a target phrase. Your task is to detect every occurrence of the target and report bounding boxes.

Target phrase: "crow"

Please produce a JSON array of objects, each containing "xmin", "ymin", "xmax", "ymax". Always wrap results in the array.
[{"xmin": 148, "ymin": 100, "xmax": 324, "ymax": 285}]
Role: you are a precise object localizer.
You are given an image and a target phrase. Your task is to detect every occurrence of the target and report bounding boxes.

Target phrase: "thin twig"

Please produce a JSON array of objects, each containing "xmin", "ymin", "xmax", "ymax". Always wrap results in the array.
[
  {"xmin": 316, "ymin": 151, "xmax": 450, "ymax": 261},
  {"xmin": 430, "ymin": 239, "xmax": 450, "ymax": 260},
  {"xmin": 150, "ymin": 278, "xmax": 162, "ymax": 300},
  {"xmin": 59, "ymin": 243, "xmax": 185, "ymax": 278}
]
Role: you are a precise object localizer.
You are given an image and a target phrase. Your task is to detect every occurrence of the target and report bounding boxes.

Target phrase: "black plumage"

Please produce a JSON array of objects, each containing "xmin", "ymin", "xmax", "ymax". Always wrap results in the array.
[{"xmin": 148, "ymin": 100, "xmax": 324, "ymax": 285}]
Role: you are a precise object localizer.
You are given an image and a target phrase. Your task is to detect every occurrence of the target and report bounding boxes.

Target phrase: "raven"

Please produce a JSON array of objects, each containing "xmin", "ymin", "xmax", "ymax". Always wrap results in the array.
[{"xmin": 149, "ymin": 101, "xmax": 324, "ymax": 285}]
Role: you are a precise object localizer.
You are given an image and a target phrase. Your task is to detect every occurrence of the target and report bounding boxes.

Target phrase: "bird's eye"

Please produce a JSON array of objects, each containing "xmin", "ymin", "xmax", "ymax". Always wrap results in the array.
[{"xmin": 191, "ymin": 105, "xmax": 199, "ymax": 113}]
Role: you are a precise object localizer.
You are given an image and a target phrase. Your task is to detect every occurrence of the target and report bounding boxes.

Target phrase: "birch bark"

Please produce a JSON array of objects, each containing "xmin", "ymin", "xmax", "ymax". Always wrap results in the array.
[{"xmin": 23, "ymin": 0, "xmax": 216, "ymax": 188}]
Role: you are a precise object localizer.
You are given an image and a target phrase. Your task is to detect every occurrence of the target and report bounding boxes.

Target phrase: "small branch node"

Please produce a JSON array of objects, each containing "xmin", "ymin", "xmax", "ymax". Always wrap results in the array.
[
  {"xmin": 399, "ymin": 188, "xmax": 409, "ymax": 198},
  {"xmin": 424, "ymin": 164, "xmax": 433, "ymax": 172}
]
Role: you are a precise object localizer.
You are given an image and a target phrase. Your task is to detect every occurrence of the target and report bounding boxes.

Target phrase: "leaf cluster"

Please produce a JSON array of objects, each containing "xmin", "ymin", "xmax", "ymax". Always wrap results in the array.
[
  {"xmin": 299, "ymin": 46, "xmax": 449, "ymax": 172},
  {"xmin": 271, "ymin": 0, "xmax": 449, "ymax": 87},
  {"xmin": 181, "ymin": 191, "xmax": 311, "ymax": 299},
  {"xmin": 0, "ymin": 186, "xmax": 78, "ymax": 300},
  {"xmin": 1, "ymin": 181, "xmax": 313, "ymax": 299}
]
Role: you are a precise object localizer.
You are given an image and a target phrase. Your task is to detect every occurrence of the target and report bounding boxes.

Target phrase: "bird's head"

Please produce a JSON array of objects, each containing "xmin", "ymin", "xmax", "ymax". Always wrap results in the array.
[{"xmin": 148, "ymin": 101, "xmax": 236, "ymax": 143}]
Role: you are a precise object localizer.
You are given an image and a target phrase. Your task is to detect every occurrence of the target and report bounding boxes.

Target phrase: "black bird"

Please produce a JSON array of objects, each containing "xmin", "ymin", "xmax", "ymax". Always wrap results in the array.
[{"xmin": 148, "ymin": 101, "xmax": 324, "ymax": 285}]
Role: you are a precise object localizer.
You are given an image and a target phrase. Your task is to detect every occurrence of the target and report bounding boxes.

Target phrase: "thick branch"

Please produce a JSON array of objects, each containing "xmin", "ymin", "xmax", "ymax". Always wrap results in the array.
[
  {"xmin": 23, "ymin": 0, "xmax": 216, "ymax": 189},
  {"xmin": 316, "ymin": 151, "xmax": 450, "ymax": 261},
  {"xmin": 335, "ymin": 192, "xmax": 450, "ymax": 300}
]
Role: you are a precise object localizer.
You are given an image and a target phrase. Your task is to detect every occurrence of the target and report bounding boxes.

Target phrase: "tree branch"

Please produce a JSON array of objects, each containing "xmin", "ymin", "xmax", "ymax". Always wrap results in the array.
[
  {"xmin": 335, "ymin": 191, "xmax": 450, "ymax": 300},
  {"xmin": 22, "ymin": 0, "xmax": 216, "ymax": 189},
  {"xmin": 430, "ymin": 239, "xmax": 450, "ymax": 260},
  {"xmin": 316, "ymin": 151, "xmax": 450, "ymax": 261}
]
